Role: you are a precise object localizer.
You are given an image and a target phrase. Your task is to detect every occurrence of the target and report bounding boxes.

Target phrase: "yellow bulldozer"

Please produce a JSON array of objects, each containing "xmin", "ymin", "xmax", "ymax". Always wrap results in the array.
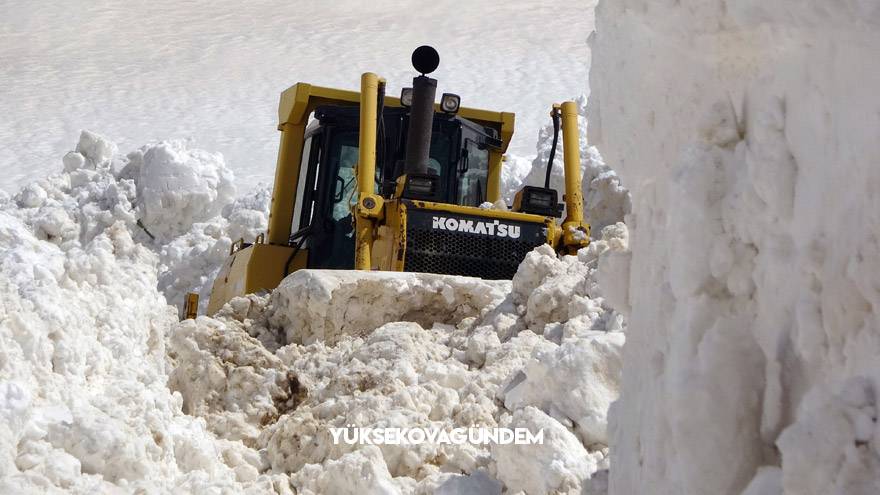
[{"xmin": 199, "ymin": 46, "xmax": 589, "ymax": 316}]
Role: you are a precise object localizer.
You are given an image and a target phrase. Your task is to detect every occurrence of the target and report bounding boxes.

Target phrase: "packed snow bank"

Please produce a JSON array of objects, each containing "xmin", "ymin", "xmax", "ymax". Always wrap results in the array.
[
  {"xmin": 1, "ymin": 130, "xmax": 628, "ymax": 493},
  {"xmin": 589, "ymin": 1, "xmax": 880, "ymax": 493},
  {"xmin": 268, "ymin": 270, "xmax": 510, "ymax": 346}
]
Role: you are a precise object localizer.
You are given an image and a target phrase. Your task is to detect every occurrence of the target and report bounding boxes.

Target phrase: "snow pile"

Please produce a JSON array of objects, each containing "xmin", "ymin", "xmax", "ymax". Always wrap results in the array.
[
  {"xmin": 0, "ymin": 131, "xmax": 287, "ymax": 492},
  {"xmin": 589, "ymin": 1, "xmax": 880, "ymax": 493},
  {"xmin": 1, "ymin": 129, "xmax": 628, "ymax": 493},
  {"xmin": 176, "ymin": 225, "xmax": 628, "ymax": 493},
  {"xmin": 501, "ymin": 96, "xmax": 631, "ymax": 232}
]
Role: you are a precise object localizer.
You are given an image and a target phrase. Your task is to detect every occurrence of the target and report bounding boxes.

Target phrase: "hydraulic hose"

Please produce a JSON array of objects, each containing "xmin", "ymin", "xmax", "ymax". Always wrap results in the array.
[{"xmin": 544, "ymin": 109, "xmax": 561, "ymax": 189}]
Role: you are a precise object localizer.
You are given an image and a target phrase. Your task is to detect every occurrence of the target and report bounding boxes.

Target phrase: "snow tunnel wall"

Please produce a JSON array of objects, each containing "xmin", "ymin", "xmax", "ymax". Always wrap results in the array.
[{"xmin": 588, "ymin": 1, "xmax": 880, "ymax": 494}]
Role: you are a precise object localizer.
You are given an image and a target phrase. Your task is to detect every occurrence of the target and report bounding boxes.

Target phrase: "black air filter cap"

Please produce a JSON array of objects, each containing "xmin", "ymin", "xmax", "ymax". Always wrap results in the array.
[{"xmin": 412, "ymin": 46, "xmax": 440, "ymax": 75}]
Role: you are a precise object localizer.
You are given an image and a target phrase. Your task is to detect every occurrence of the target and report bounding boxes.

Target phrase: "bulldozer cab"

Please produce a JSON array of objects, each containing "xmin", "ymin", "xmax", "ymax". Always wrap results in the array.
[{"xmin": 293, "ymin": 105, "xmax": 502, "ymax": 270}]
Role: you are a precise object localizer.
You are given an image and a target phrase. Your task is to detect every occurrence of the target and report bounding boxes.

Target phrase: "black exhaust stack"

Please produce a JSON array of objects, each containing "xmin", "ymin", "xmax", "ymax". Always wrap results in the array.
[{"xmin": 404, "ymin": 46, "xmax": 439, "ymax": 175}]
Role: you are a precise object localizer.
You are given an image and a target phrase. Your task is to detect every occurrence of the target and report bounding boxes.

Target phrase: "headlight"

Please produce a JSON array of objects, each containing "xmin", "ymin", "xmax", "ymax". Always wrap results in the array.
[
  {"xmin": 400, "ymin": 88, "xmax": 414, "ymax": 107},
  {"xmin": 440, "ymin": 93, "xmax": 461, "ymax": 113}
]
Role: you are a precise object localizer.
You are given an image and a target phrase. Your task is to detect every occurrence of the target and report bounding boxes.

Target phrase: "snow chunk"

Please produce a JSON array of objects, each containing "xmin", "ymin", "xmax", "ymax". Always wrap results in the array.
[
  {"xmin": 126, "ymin": 140, "xmax": 236, "ymax": 241},
  {"xmin": 62, "ymin": 152, "xmax": 86, "ymax": 173},
  {"xmin": 492, "ymin": 406, "xmax": 600, "ymax": 495},
  {"xmin": 75, "ymin": 130, "xmax": 117, "ymax": 166},
  {"xmin": 511, "ymin": 239, "xmax": 624, "ymax": 336},
  {"xmin": 291, "ymin": 446, "xmax": 400, "ymax": 495},
  {"xmin": 502, "ymin": 332, "xmax": 624, "ymax": 446},
  {"xmin": 15, "ymin": 184, "xmax": 47, "ymax": 209}
]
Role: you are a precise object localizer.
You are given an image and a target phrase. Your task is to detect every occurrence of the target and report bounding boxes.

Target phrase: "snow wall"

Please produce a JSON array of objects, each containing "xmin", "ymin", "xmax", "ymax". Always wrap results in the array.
[{"xmin": 588, "ymin": 1, "xmax": 880, "ymax": 494}]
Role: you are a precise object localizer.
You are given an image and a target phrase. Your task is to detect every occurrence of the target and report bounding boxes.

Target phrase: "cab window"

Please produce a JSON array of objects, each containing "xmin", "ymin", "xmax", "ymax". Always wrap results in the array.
[
  {"xmin": 428, "ymin": 130, "xmax": 452, "ymax": 177},
  {"xmin": 329, "ymin": 131, "xmax": 360, "ymax": 222},
  {"xmin": 311, "ymin": 129, "xmax": 359, "ymax": 269},
  {"xmin": 292, "ymin": 135, "xmax": 315, "ymax": 234},
  {"xmin": 457, "ymin": 139, "xmax": 489, "ymax": 206}
]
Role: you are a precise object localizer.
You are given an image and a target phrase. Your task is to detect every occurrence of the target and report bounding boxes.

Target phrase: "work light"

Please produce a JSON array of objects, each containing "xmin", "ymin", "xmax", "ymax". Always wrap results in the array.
[
  {"xmin": 440, "ymin": 93, "xmax": 461, "ymax": 113},
  {"xmin": 402, "ymin": 173, "xmax": 441, "ymax": 201},
  {"xmin": 513, "ymin": 186, "xmax": 563, "ymax": 217}
]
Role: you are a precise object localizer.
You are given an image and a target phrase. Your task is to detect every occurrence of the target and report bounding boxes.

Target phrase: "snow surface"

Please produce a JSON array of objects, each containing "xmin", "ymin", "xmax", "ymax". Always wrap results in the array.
[
  {"xmin": 588, "ymin": 1, "xmax": 880, "ymax": 493},
  {"xmin": 0, "ymin": 128, "xmax": 627, "ymax": 493},
  {"xmin": 0, "ymin": 0, "xmax": 597, "ymax": 194}
]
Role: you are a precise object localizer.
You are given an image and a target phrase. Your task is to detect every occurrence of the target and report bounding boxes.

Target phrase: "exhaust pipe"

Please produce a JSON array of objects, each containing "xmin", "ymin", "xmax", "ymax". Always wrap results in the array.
[{"xmin": 404, "ymin": 46, "xmax": 440, "ymax": 175}]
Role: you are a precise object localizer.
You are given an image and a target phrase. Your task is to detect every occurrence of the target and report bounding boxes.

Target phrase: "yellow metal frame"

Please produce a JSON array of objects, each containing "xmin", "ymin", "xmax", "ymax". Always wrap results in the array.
[
  {"xmin": 558, "ymin": 101, "xmax": 590, "ymax": 253},
  {"xmin": 354, "ymin": 73, "xmax": 381, "ymax": 269}
]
